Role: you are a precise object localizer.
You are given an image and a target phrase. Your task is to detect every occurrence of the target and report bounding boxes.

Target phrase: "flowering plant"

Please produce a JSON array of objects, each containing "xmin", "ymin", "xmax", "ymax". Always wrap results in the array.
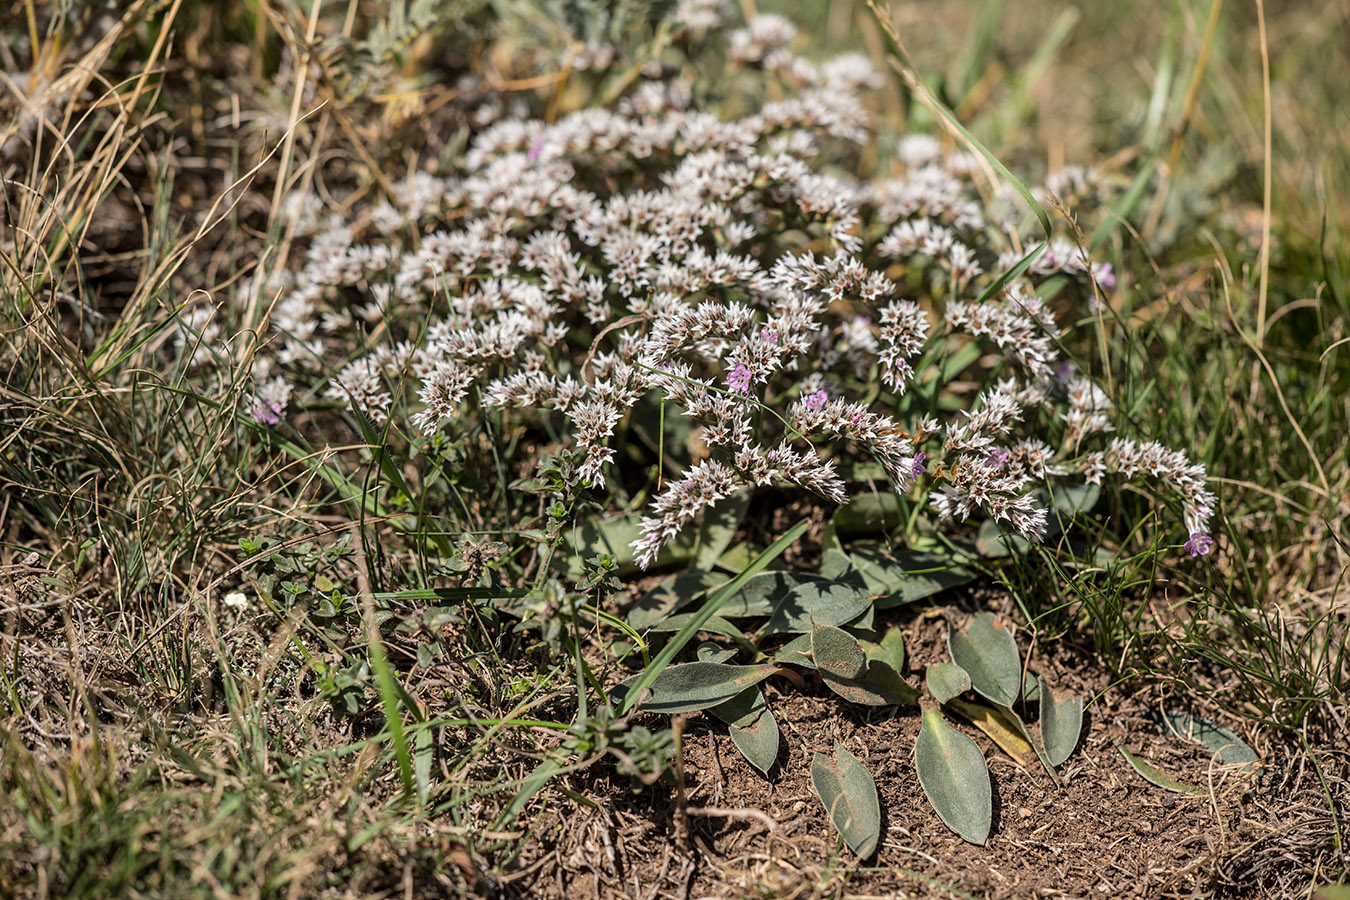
[{"xmin": 226, "ymin": 5, "xmax": 1215, "ymax": 570}]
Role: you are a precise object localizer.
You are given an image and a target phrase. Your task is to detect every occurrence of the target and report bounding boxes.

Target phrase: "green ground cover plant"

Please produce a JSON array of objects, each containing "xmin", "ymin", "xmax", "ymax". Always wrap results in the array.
[{"xmin": 1, "ymin": 1, "xmax": 1345, "ymax": 897}]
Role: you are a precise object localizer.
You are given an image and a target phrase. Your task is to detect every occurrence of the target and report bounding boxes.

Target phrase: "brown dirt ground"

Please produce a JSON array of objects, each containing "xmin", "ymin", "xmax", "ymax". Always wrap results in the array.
[{"xmin": 494, "ymin": 592, "xmax": 1335, "ymax": 900}]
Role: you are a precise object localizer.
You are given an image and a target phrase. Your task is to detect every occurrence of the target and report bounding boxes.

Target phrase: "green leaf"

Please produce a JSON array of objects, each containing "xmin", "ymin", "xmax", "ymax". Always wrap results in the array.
[
  {"xmin": 1051, "ymin": 482, "xmax": 1101, "ymax": 516},
  {"xmin": 643, "ymin": 612, "xmax": 756, "ymax": 652},
  {"xmin": 947, "ymin": 613, "xmax": 1021, "ymax": 708},
  {"xmin": 1117, "ymin": 746, "xmax": 1204, "ymax": 796},
  {"xmin": 810, "ymin": 745, "xmax": 882, "ymax": 858},
  {"xmin": 1021, "ymin": 671, "xmax": 1040, "ymax": 703},
  {"xmin": 563, "ymin": 512, "xmax": 700, "ymax": 578},
  {"xmin": 757, "ymin": 577, "xmax": 874, "ymax": 637},
  {"xmin": 1313, "ymin": 885, "xmax": 1350, "ymax": 900},
  {"xmin": 622, "ymin": 662, "xmax": 777, "ymax": 714},
  {"xmin": 811, "ymin": 623, "xmax": 868, "ymax": 680},
  {"xmin": 818, "ymin": 547, "xmax": 855, "ymax": 580},
  {"xmin": 627, "ymin": 569, "xmax": 722, "ymax": 629},
  {"xmin": 819, "ymin": 626, "xmax": 918, "ymax": 707},
  {"xmin": 771, "ymin": 633, "xmax": 814, "ymax": 668},
  {"xmin": 867, "ymin": 626, "xmax": 907, "ymax": 673},
  {"xmin": 926, "ymin": 662, "xmax": 972, "ymax": 704},
  {"xmin": 695, "ymin": 488, "xmax": 751, "ymax": 569},
  {"xmin": 946, "ymin": 698, "xmax": 1035, "ymax": 768},
  {"xmin": 1038, "ymin": 675, "xmax": 1084, "ymax": 767},
  {"xmin": 915, "ymin": 710, "xmax": 992, "ymax": 845},
  {"xmin": 696, "ymin": 643, "xmax": 737, "ymax": 664},
  {"xmin": 975, "ymin": 520, "xmax": 1029, "ymax": 558},
  {"xmin": 619, "ymin": 520, "xmax": 808, "ymax": 716},
  {"xmin": 849, "ymin": 548, "xmax": 976, "ymax": 608},
  {"xmin": 720, "ymin": 570, "xmax": 804, "ymax": 617},
  {"xmin": 1150, "ymin": 711, "xmax": 1260, "ymax": 773},
  {"xmin": 709, "ymin": 687, "xmax": 779, "ymax": 776}
]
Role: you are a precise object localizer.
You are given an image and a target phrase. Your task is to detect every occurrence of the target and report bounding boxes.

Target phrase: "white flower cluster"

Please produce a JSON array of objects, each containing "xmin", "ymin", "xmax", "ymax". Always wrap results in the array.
[{"xmin": 244, "ymin": 10, "xmax": 1217, "ymax": 565}]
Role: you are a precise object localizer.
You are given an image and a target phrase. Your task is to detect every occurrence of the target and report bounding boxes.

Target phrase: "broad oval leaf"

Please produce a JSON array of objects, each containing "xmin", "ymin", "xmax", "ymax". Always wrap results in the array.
[
  {"xmin": 821, "ymin": 627, "xmax": 918, "ymax": 707},
  {"xmin": 720, "ymin": 570, "xmax": 803, "ymax": 617},
  {"xmin": 818, "ymin": 548, "xmax": 855, "ymax": 581},
  {"xmin": 1151, "ymin": 710, "xmax": 1259, "ymax": 773},
  {"xmin": 1038, "ymin": 675, "xmax": 1084, "ymax": 767},
  {"xmin": 759, "ymin": 577, "xmax": 874, "ymax": 637},
  {"xmin": 947, "ymin": 612, "xmax": 1021, "ymax": 708},
  {"xmin": 926, "ymin": 662, "xmax": 972, "ymax": 704},
  {"xmin": 631, "ymin": 662, "xmax": 777, "ymax": 714},
  {"xmin": 866, "ymin": 626, "xmax": 906, "ymax": 672},
  {"xmin": 915, "ymin": 710, "xmax": 992, "ymax": 845},
  {"xmin": 848, "ymin": 547, "xmax": 976, "ymax": 608},
  {"xmin": 812, "ymin": 623, "xmax": 867, "ymax": 680},
  {"xmin": 823, "ymin": 663, "xmax": 920, "ymax": 707},
  {"xmin": 947, "ymin": 698, "xmax": 1034, "ymax": 768},
  {"xmin": 1118, "ymin": 745, "xmax": 1204, "ymax": 796},
  {"xmin": 628, "ymin": 569, "xmax": 721, "ymax": 629},
  {"xmin": 695, "ymin": 488, "xmax": 751, "ymax": 569},
  {"xmin": 696, "ymin": 643, "xmax": 737, "ymax": 664},
  {"xmin": 771, "ymin": 633, "xmax": 815, "ymax": 668},
  {"xmin": 709, "ymin": 686, "xmax": 779, "ymax": 775},
  {"xmin": 730, "ymin": 708, "xmax": 779, "ymax": 776},
  {"xmin": 810, "ymin": 744, "xmax": 882, "ymax": 858}
]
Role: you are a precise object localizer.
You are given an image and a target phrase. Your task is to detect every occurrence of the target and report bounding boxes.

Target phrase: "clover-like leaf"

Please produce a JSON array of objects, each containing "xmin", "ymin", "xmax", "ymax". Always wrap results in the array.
[
  {"xmin": 1118, "ymin": 746, "xmax": 1204, "ymax": 796},
  {"xmin": 1038, "ymin": 674, "xmax": 1084, "ymax": 767},
  {"xmin": 810, "ymin": 744, "xmax": 882, "ymax": 858},
  {"xmin": 915, "ymin": 710, "xmax": 992, "ymax": 845},
  {"xmin": 926, "ymin": 662, "xmax": 972, "ymax": 704},
  {"xmin": 947, "ymin": 612, "xmax": 1021, "ymax": 708},
  {"xmin": 627, "ymin": 662, "xmax": 777, "ymax": 714},
  {"xmin": 708, "ymin": 686, "xmax": 779, "ymax": 775}
]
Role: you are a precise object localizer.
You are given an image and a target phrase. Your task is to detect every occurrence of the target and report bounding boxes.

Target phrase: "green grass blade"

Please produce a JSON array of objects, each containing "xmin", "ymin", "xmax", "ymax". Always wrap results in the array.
[{"xmin": 618, "ymin": 519, "xmax": 809, "ymax": 715}]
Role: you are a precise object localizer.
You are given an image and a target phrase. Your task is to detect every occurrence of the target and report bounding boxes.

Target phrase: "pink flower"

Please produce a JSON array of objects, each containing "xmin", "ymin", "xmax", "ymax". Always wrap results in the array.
[
  {"xmin": 805, "ymin": 388, "xmax": 827, "ymax": 409},
  {"xmin": 987, "ymin": 447, "xmax": 1010, "ymax": 468},
  {"xmin": 250, "ymin": 400, "xmax": 284, "ymax": 426},
  {"xmin": 1183, "ymin": 532, "xmax": 1214, "ymax": 557},
  {"xmin": 1094, "ymin": 262, "xmax": 1116, "ymax": 291},
  {"xmin": 760, "ymin": 326, "xmax": 778, "ymax": 343},
  {"xmin": 527, "ymin": 134, "xmax": 546, "ymax": 161},
  {"xmin": 727, "ymin": 363, "xmax": 753, "ymax": 395},
  {"xmin": 909, "ymin": 452, "xmax": 927, "ymax": 480}
]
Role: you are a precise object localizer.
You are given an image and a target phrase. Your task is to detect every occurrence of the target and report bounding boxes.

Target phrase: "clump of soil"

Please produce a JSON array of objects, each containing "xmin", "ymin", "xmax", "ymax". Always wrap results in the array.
[{"xmin": 498, "ymin": 594, "xmax": 1310, "ymax": 900}]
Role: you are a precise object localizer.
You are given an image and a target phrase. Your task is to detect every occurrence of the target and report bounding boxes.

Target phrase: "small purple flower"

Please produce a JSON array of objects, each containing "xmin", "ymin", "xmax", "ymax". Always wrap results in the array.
[
  {"xmin": 250, "ymin": 399, "xmax": 284, "ymax": 427},
  {"xmin": 527, "ymin": 134, "xmax": 546, "ymax": 161},
  {"xmin": 805, "ymin": 388, "xmax": 827, "ymax": 410},
  {"xmin": 1054, "ymin": 361, "xmax": 1078, "ymax": 381},
  {"xmin": 726, "ymin": 363, "xmax": 753, "ymax": 395},
  {"xmin": 987, "ymin": 447, "xmax": 1010, "ymax": 468},
  {"xmin": 909, "ymin": 452, "xmax": 927, "ymax": 480},
  {"xmin": 1183, "ymin": 532, "xmax": 1215, "ymax": 557},
  {"xmin": 760, "ymin": 326, "xmax": 778, "ymax": 343},
  {"xmin": 1095, "ymin": 262, "xmax": 1116, "ymax": 291}
]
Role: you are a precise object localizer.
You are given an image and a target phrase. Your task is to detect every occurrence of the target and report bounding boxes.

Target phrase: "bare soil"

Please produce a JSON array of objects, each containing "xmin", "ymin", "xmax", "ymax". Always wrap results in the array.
[{"xmin": 496, "ymin": 593, "xmax": 1329, "ymax": 900}]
